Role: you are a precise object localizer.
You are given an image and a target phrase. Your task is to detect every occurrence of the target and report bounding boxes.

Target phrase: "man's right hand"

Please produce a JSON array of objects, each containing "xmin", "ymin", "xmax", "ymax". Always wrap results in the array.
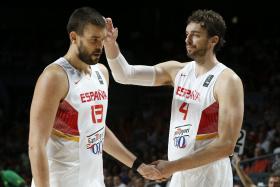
[
  {"xmin": 104, "ymin": 18, "xmax": 118, "ymax": 44},
  {"xmin": 137, "ymin": 163, "xmax": 162, "ymax": 180}
]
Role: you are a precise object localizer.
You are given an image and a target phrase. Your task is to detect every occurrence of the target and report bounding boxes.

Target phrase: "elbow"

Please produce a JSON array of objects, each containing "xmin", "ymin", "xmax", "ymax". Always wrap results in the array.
[
  {"xmin": 112, "ymin": 73, "xmax": 129, "ymax": 85},
  {"xmin": 223, "ymin": 141, "xmax": 236, "ymax": 156},
  {"xmin": 114, "ymin": 77, "xmax": 129, "ymax": 85},
  {"xmin": 28, "ymin": 139, "xmax": 45, "ymax": 160},
  {"xmin": 216, "ymin": 139, "xmax": 236, "ymax": 157},
  {"xmin": 28, "ymin": 143, "xmax": 38, "ymax": 159}
]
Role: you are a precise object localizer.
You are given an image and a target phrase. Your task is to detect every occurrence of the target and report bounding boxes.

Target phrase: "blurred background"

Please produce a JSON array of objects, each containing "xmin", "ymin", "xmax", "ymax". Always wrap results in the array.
[{"xmin": 0, "ymin": 1, "xmax": 280, "ymax": 186}]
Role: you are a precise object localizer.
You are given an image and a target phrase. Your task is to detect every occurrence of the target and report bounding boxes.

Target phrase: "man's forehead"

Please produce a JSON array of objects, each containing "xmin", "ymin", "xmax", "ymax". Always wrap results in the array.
[
  {"xmin": 83, "ymin": 24, "xmax": 106, "ymax": 36},
  {"xmin": 186, "ymin": 22, "xmax": 205, "ymax": 32}
]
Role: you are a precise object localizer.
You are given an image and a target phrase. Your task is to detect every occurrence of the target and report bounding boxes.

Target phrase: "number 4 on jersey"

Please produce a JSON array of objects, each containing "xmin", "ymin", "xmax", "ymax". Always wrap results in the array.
[{"xmin": 179, "ymin": 102, "xmax": 189, "ymax": 120}]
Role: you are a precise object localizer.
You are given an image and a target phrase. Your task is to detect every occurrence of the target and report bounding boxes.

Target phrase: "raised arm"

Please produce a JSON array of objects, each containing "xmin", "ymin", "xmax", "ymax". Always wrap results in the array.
[
  {"xmin": 28, "ymin": 65, "xmax": 68, "ymax": 187},
  {"xmin": 104, "ymin": 18, "xmax": 183, "ymax": 86},
  {"xmin": 154, "ymin": 69, "xmax": 244, "ymax": 178}
]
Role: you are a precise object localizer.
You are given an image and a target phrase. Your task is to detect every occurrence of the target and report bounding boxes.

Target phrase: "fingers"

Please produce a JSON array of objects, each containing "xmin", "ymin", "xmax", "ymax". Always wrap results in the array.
[
  {"xmin": 114, "ymin": 27, "xmax": 118, "ymax": 38},
  {"xmin": 138, "ymin": 164, "xmax": 162, "ymax": 180},
  {"xmin": 151, "ymin": 160, "xmax": 160, "ymax": 165},
  {"xmin": 105, "ymin": 17, "xmax": 112, "ymax": 23},
  {"xmin": 104, "ymin": 17, "xmax": 119, "ymax": 42},
  {"xmin": 156, "ymin": 178, "xmax": 168, "ymax": 183},
  {"xmin": 105, "ymin": 17, "xmax": 114, "ymax": 30}
]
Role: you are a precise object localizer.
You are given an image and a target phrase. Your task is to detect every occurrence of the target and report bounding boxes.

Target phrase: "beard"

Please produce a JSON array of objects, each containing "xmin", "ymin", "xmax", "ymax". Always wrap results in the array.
[
  {"xmin": 77, "ymin": 42, "xmax": 102, "ymax": 65},
  {"xmin": 186, "ymin": 45, "xmax": 208, "ymax": 60}
]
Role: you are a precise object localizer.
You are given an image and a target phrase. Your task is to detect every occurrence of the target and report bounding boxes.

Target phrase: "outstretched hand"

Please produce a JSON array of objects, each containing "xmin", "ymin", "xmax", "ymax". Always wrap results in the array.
[
  {"xmin": 151, "ymin": 160, "xmax": 174, "ymax": 181},
  {"xmin": 137, "ymin": 163, "xmax": 161, "ymax": 180},
  {"xmin": 104, "ymin": 17, "xmax": 118, "ymax": 43},
  {"xmin": 137, "ymin": 160, "xmax": 175, "ymax": 182}
]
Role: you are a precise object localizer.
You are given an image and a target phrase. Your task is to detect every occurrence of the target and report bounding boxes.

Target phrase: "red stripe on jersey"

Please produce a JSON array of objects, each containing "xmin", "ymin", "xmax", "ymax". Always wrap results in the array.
[
  {"xmin": 197, "ymin": 102, "xmax": 219, "ymax": 135},
  {"xmin": 53, "ymin": 100, "xmax": 79, "ymax": 136}
]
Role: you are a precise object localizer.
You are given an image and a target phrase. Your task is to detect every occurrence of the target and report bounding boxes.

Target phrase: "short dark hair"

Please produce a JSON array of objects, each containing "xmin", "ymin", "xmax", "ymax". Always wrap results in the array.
[
  {"xmin": 67, "ymin": 7, "xmax": 106, "ymax": 35},
  {"xmin": 187, "ymin": 9, "xmax": 226, "ymax": 53},
  {"xmin": 270, "ymin": 170, "xmax": 280, "ymax": 178}
]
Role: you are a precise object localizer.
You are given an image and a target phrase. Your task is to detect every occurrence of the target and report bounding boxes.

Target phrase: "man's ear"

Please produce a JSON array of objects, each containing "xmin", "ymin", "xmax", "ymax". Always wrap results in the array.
[{"xmin": 69, "ymin": 31, "xmax": 77, "ymax": 44}]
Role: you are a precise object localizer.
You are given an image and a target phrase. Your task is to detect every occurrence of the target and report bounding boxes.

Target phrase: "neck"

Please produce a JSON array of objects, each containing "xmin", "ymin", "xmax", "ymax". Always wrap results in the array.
[
  {"xmin": 64, "ymin": 48, "xmax": 91, "ymax": 75},
  {"xmin": 194, "ymin": 54, "xmax": 218, "ymax": 77}
]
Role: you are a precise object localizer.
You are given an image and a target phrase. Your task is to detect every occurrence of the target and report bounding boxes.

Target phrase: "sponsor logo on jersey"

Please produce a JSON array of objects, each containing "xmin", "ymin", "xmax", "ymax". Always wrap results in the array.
[
  {"xmin": 203, "ymin": 74, "xmax": 214, "ymax": 87},
  {"xmin": 86, "ymin": 127, "xmax": 105, "ymax": 155},
  {"xmin": 173, "ymin": 124, "xmax": 192, "ymax": 148},
  {"xmin": 176, "ymin": 86, "xmax": 200, "ymax": 101},
  {"xmin": 80, "ymin": 90, "xmax": 107, "ymax": 103}
]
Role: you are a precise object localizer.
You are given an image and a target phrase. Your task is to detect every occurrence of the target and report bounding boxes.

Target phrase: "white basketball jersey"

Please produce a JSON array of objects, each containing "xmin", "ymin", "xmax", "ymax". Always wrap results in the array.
[
  {"xmin": 168, "ymin": 61, "xmax": 227, "ymax": 161},
  {"xmin": 33, "ymin": 57, "xmax": 108, "ymax": 187}
]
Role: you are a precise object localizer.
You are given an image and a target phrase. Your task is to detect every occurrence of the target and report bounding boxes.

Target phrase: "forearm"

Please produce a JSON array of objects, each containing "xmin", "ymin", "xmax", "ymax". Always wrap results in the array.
[
  {"xmin": 104, "ymin": 41, "xmax": 120, "ymax": 59},
  {"xmin": 106, "ymin": 53, "xmax": 155, "ymax": 86},
  {"xmin": 104, "ymin": 35, "xmax": 155, "ymax": 86},
  {"xmin": 170, "ymin": 139, "xmax": 234, "ymax": 172},
  {"xmin": 103, "ymin": 126, "xmax": 136, "ymax": 168},
  {"xmin": 29, "ymin": 146, "xmax": 50, "ymax": 187}
]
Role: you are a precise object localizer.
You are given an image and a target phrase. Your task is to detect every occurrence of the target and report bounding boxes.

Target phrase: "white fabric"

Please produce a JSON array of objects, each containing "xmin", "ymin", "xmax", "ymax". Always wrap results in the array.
[
  {"xmin": 107, "ymin": 53, "xmax": 155, "ymax": 86},
  {"xmin": 168, "ymin": 61, "xmax": 232, "ymax": 186},
  {"xmin": 32, "ymin": 57, "xmax": 108, "ymax": 187},
  {"xmin": 169, "ymin": 158, "xmax": 233, "ymax": 187}
]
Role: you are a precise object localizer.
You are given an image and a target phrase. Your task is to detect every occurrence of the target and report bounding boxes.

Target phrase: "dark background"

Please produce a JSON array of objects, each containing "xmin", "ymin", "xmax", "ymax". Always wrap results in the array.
[{"xmin": 0, "ymin": 1, "xmax": 280, "ymax": 185}]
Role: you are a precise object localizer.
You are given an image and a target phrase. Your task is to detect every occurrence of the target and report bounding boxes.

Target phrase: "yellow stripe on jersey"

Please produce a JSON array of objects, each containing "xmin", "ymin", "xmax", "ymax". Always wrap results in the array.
[
  {"xmin": 196, "ymin": 132, "xmax": 218, "ymax": 140},
  {"xmin": 52, "ymin": 129, "xmax": 79, "ymax": 142}
]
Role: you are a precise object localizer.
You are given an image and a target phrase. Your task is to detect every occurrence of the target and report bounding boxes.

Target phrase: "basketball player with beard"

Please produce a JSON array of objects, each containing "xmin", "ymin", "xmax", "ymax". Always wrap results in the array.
[
  {"xmin": 104, "ymin": 9, "xmax": 244, "ymax": 187},
  {"xmin": 28, "ymin": 7, "xmax": 160, "ymax": 187}
]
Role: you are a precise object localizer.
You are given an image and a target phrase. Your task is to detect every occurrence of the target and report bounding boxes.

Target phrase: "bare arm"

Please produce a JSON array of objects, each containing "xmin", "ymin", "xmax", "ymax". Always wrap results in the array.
[
  {"xmin": 103, "ymin": 126, "xmax": 136, "ymax": 167},
  {"xmin": 98, "ymin": 64, "xmax": 160, "ymax": 178},
  {"xmin": 28, "ymin": 65, "xmax": 68, "ymax": 187},
  {"xmin": 232, "ymin": 154, "xmax": 257, "ymax": 187},
  {"xmin": 103, "ymin": 126, "xmax": 160, "ymax": 178},
  {"xmin": 155, "ymin": 69, "xmax": 244, "ymax": 178}
]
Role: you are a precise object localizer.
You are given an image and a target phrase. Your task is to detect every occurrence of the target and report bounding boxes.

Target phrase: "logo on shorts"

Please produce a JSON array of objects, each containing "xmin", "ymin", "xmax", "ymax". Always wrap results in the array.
[
  {"xmin": 173, "ymin": 124, "xmax": 192, "ymax": 148},
  {"xmin": 86, "ymin": 127, "xmax": 105, "ymax": 155}
]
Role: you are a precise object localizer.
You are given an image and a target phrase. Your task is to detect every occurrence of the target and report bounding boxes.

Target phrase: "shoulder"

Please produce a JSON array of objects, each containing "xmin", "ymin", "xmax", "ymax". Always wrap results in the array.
[
  {"xmin": 97, "ymin": 63, "xmax": 108, "ymax": 74},
  {"xmin": 41, "ymin": 64, "xmax": 68, "ymax": 82},
  {"xmin": 217, "ymin": 68, "xmax": 242, "ymax": 86},
  {"xmin": 35, "ymin": 64, "xmax": 68, "ymax": 99},
  {"xmin": 214, "ymin": 68, "xmax": 243, "ymax": 100}
]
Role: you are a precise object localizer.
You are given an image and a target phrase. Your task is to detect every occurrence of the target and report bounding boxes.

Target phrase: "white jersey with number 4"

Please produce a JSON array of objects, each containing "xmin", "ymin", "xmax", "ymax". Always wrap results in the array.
[
  {"xmin": 32, "ymin": 57, "xmax": 108, "ymax": 187},
  {"xmin": 168, "ymin": 61, "xmax": 233, "ymax": 187}
]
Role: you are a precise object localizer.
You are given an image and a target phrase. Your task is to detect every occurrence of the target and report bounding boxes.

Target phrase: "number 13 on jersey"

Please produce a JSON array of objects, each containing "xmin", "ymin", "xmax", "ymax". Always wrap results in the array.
[{"xmin": 91, "ymin": 104, "xmax": 103, "ymax": 123}]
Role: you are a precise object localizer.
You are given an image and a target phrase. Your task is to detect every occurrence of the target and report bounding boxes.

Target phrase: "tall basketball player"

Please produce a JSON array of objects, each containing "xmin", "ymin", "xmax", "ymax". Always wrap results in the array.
[
  {"xmin": 28, "ymin": 7, "xmax": 160, "ymax": 187},
  {"xmin": 104, "ymin": 9, "xmax": 244, "ymax": 187}
]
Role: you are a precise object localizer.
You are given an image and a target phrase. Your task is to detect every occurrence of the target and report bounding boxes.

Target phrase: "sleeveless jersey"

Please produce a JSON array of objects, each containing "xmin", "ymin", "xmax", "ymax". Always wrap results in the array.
[
  {"xmin": 33, "ymin": 57, "xmax": 108, "ymax": 187},
  {"xmin": 168, "ymin": 61, "xmax": 233, "ymax": 187},
  {"xmin": 168, "ymin": 61, "xmax": 226, "ymax": 160}
]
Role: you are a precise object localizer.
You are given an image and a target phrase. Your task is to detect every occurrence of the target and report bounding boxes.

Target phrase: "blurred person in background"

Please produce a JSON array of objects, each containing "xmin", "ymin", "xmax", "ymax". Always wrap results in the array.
[{"xmin": 232, "ymin": 154, "xmax": 280, "ymax": 187}]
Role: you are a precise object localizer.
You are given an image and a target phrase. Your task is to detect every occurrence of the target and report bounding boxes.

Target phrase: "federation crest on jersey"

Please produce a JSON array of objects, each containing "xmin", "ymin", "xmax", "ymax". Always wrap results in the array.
[{"xmin": 95, "ymin": 71, "xmax": 104, "ymax": 85}]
